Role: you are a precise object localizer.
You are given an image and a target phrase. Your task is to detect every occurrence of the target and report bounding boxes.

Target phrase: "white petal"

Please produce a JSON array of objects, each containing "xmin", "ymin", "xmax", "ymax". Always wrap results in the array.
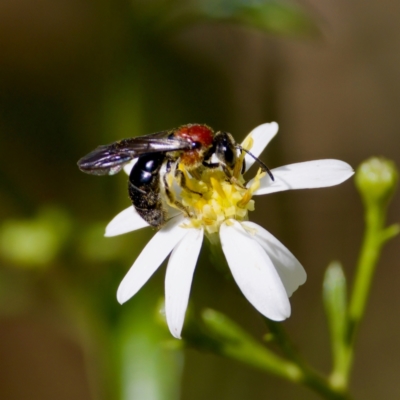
[
  {"xmin": 105, "ymin": 206, "xmax": 149, "ymax": 237},
  {"xmin": 241, "ymin": 222, "xmax": 306, "ymax": 297},
  {"xmin": 252, "ymin": 159, "xmax": 354, "ymax": 195},
  {"xmin": 165, "ymin": 227, "xmax": 204, "ymax": 339},
  {"xmin": 117, "ymin": 216, "xmax": 187, "ymax": 304},
  {"xmin": 220, "ymin": 220, "xmax": 290, "ymax": 321},
  {"xmin": 123, "ymin": 158, "xmax": 138, "ymax": 175},
  {"xmin": 243, "ymin": 122, "xmax": 279, "ymax": 171}
]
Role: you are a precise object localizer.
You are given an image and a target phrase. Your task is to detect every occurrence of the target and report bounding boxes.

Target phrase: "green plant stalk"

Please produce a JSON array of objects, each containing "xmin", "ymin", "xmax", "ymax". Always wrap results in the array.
[
  {"xmin": 210, "ymin": 336, "xmax": 351, "ymax": 400},
  {"xmin": 200, "ymin": 309, "xmax": 303, "ymax": 381},
  {"xmin": 264, "ymin": 319, "xmax": 352, "ymax": 400},
  {"xmin": 349, "ymin": 204, "xmax": 384, "ymax": 325},
  {"xmin": 334, "ymin": 203, "xmax": 399, "ymax": 388},
  {"xmin": 302, "ymin": 369, "xmax": 353, "ymax": 400},
  {"xmin": 201, "ymin": 310, "xmax": 351, "ymax": 400}
]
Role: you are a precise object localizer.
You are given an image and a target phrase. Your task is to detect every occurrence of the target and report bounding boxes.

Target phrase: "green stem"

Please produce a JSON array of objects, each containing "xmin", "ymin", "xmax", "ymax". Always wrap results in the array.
[
  {"xmin": 228, "ymin": 335, "xmax": 352, "ymax": 400},
  {"xmin": 302, "ymin": 369, "xmax": 353, "ymax": 400},
  {"xmin": 348, "ymin": 205, "xmax": 384, "ymax": 327},
  {"xmin": 264, "ymin": 319, "xmax": 352, "ymax": 400},
  {"xmin": 333, "ymin": 204, "xmax": 396, "ymax": 388},
  {"xmin": 197, "ymin": 310, "xmax": 351, "ymax": 399},
  {"xmin": 263, "ymin": 318, "xmax": 305, "ymax": 365}
]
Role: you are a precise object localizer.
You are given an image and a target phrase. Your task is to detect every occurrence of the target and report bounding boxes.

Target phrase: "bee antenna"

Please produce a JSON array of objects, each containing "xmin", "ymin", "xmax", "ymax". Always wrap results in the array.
[{"xmin": 236, "ymin": 145, "xmax": 274, "ymax": 181}]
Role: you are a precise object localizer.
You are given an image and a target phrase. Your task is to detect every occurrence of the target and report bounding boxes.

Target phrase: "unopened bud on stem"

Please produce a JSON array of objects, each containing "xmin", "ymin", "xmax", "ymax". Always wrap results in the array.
[{"xmin": 355, "ymin": 157, "xmax": 398, "ymax": 207}]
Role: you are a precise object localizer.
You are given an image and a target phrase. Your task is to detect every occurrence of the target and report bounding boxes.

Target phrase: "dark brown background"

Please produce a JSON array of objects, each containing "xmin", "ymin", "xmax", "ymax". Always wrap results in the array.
[{"xmin": 0, "ymin": 0, "xmax": 399, "ymax": 399}]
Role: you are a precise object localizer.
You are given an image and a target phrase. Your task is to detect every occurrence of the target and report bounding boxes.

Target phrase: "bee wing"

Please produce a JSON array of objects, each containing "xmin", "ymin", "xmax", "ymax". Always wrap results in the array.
[
  {"xmin": 77, "ymin": 133, "xmax": 192, "ymax": 176},
  {"xmin": 77, "ymin": 144, "xmax": 133, "ymax": 176}
]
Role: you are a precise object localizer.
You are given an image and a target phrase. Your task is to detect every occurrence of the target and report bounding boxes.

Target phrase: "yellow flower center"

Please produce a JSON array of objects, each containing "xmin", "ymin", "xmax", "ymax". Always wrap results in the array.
[{"xmin": 171, "ymin": 137, "xmax": 265, "ymax": 234}]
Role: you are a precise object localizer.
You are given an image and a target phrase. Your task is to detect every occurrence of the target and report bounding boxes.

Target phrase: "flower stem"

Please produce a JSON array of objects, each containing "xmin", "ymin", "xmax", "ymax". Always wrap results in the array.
[
  {"xmin": 302, "ymin": 370, "xmax": 353, "ymax": 400},
  {"xmin": 325, "ymin": 158, "xmax": 399, "ymax": 389},
  {"xmin": 333, "ymin": 203, "xmax": 399, "ymax": 388},
  {"xmin": 195, "ymin": 310, "xmax": 351, "ymax": 400},
  {"xmin": 349, "ymin": 205, "xmax": 383, "ymax": 325},
  {"xmin": 264, "ymin": 319, "xmax": 352, "ymax": 400}
]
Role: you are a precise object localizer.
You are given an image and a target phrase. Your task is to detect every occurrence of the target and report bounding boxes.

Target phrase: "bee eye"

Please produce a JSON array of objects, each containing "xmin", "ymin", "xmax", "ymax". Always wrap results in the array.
[{"xmin": 191, "ymin": 141, "xmax": 202, "ymax": 150}]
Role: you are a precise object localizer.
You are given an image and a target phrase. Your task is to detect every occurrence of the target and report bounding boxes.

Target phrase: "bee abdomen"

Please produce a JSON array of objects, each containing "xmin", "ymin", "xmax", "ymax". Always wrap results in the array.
[{"xmin": 129, "ymin": 154, "xmax": 166, "ymax": 228}]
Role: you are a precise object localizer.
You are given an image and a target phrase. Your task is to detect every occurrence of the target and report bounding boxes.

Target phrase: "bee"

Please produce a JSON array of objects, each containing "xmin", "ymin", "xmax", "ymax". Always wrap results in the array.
[{"xmin": 78, "ymin": 124, "xmax": 273, "ymax": 227}]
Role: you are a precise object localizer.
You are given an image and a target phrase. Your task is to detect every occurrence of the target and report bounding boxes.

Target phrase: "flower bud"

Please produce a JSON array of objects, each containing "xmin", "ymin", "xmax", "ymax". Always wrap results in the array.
[{"xmin": 355, "ymin": 157, "xmax": 398, "ymax": 206}]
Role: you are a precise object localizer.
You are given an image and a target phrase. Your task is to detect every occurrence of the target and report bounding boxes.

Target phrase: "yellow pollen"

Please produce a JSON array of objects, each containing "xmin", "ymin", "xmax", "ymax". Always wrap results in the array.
[
  {"xmin": 210, "ymin": 177, "xmax": 226, "ymax": 199},
  {"xmin": 242, "ymin": 136, "xmax": 254, "ymax": 152},
  {"xmin": 171, "ymin": 162, "xmax": 263, "ymax": 234},
  {"xmin": 250, "ymin": 169, "xmax": 265, "ymax": 193},
  {"xmin": 233, "ymin": 136, "xmax": 253, "ymax": 179},
  {"xmin": 237, "ymin": 191, "xmax": 252, "ymax": 207}
]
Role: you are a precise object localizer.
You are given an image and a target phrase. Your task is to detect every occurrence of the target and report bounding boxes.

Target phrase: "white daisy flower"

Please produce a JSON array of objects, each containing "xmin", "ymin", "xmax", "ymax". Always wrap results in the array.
[{"xmin": 106, "ymin": 122, "xmax": 354, "ymax": 338}]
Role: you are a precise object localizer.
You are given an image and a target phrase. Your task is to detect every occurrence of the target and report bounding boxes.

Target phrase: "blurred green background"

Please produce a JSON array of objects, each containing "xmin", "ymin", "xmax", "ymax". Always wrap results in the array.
[{"xmin": 0, "ymin": 0, "xmax": 399, "ymax": 399}]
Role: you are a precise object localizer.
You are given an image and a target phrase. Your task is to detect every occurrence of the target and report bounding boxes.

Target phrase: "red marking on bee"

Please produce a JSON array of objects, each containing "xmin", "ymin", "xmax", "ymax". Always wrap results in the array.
[
  {"xmin": 175, "ymin": 124, "xmax": 214, "ymax": 166},
  {"xmin": 175, "ymin": 124, "xmax": 214, "ymax": 147}
]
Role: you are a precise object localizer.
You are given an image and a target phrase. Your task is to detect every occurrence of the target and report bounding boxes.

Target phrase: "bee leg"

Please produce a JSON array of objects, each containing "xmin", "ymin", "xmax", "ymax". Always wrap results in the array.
[
  {"xmin": 241, "ymin": 158, "xmax": 246, "ymax": 174},
  {"xmin": 163, "ymin": 164, "xmax": 193, "ymax": 218},
  {"xmin": 175, "ymin": 169, "xmax": 203, "ymax": 197},
  {"xmin": 203, "ymin": 160, "xmax": 235, "ymax": 179},
  {"xmin": 203, "ymin": 160, "xmax": 233, "ymax": 180},
  {"xmin": 219, "ymin": 165, "xmax": 246, "ymax": 189},
  {"xmin": 203, "ymin": 160, "xmax": 245, "ymax": 189}
]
